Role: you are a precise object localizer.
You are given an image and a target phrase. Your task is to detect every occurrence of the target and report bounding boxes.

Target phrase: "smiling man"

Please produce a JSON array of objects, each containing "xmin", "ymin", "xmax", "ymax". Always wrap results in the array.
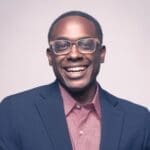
[{"xmin": 0, "ymin": 11, "xmax": 150, "ymax": 150}]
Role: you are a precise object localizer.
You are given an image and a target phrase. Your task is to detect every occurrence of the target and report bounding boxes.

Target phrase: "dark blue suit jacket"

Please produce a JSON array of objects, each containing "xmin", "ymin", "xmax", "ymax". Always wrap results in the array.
[{"xmin": 0, "ymin": 81, "xmax": 150, "ymax": 150}]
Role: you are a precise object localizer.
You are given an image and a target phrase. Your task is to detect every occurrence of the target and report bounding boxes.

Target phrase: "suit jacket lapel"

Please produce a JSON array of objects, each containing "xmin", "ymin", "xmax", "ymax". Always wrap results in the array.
[
  {"xmin": 100, "ymin": 89, "xmax": 124, "ymax": 150},
  {"xmin": 34, "ymin": 81, "xmax": 72, "ymax": 150}
]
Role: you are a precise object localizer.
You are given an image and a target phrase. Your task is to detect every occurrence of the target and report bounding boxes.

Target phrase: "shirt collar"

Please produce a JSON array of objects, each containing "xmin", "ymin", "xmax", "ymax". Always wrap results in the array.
[{"xmin": 59, "ymin": 84, "xmax": 101, "ymax": 119}]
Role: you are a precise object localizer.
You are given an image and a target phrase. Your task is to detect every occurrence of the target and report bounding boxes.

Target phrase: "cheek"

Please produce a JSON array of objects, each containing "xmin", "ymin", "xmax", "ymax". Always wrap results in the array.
[
  {"xmin": 91, "ymin": 54, "xmax": 101, "ymax": 74},
  {"xmin": 52, "ymin": 57, "xmax": 68, "ymax": 82},
  {"xmin": 51, "ymin": 56, "xmax": 63, "ymax": 70},
  {"xmin": 53, "ymin": 62, "xmax": 62, "ymax": 75},
  {"xmin": 89, "ymin": 53, "xmax": 100, "ymax": 67},
  {"xmin": 51, "ymin": 58, "xmax": 62, "ymax": 75}
]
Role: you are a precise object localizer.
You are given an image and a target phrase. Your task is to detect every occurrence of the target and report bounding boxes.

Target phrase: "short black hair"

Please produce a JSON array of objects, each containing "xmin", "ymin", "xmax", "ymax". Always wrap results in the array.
[{"xmin": 48, "ymin": 10, "xmax": 103, "ymax": 44}]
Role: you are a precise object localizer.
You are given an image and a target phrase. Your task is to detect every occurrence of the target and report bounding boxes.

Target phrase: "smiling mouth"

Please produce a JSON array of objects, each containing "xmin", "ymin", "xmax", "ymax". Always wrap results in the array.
[{"xmin": 64, "ymin": 66, "xmax": 87, "ymax": 72}]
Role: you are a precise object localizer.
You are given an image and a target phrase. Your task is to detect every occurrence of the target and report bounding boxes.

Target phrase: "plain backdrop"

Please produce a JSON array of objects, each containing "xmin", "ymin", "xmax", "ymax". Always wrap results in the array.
[{"xmin": 0, "ymin": 0, "xmax": 150, "ymax": 109}]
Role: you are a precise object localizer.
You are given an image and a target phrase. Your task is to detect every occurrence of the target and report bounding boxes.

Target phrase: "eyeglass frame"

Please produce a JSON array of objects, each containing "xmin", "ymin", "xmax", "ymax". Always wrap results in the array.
[{"xmin": 49, "ymin": 37, "xmax": 102, "ymax": 55}]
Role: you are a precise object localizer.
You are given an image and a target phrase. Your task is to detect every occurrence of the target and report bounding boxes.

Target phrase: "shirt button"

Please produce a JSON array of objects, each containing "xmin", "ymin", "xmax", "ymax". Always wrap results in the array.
[
  {"xmin": 76, "ymin": 104, "xmax": 81, "ymax": 109},
  {"xmin": 79, "ymin": 130, "xmax": 84, "ymax": 135}
]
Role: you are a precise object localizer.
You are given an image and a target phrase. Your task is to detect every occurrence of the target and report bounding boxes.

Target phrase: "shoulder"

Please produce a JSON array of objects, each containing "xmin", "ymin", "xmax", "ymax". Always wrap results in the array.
[
  {"xmin": 0, "ymin": 81, "xmax": 60, "ymax": 127},
  {"xmin": 101, "ymin": 89, "xmax": 150, "ymax": 148},
  {"xmin": 101, "ymin": 88, "xmax": 150, "ymax": 134},
  {"xmin": 102, "ymin": 89, "xmax": 148, "ymax": 113},
  {"xmin": 0, "ymin": 81, "xmax": 59, "ymax": 107}
]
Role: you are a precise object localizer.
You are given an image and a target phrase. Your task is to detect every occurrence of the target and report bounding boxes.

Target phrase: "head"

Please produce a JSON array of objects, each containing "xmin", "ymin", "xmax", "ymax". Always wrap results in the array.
[
  {"xmin": 48, "ymin": 11, "xmax": 103, "ymax": 43},
  {"xmin": 47, "ymin": 11, "xmax": 106, "ymax": 94}
]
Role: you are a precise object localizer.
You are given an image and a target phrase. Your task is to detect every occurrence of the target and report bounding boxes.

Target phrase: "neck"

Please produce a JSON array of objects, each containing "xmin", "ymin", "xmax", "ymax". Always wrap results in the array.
[{"xmin": 63, "ymin": 81, "xmax": 98, "ymax": 104}]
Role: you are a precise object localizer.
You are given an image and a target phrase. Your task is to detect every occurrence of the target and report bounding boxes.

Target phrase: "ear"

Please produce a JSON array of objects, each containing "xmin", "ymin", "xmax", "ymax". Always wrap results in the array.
[
  {"xmin": 99, "ymin": 45, "xmax": 106, "ymax": 63},
  {"xmin": 46, "ymin": 48, "xmax": 53, "ymax": 65}
]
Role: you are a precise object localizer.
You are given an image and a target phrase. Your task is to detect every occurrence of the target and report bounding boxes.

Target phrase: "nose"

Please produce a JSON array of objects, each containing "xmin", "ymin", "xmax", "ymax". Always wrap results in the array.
[{"xmin": 66, "ymin": 44, "xmax": 83, "ymax": 60}]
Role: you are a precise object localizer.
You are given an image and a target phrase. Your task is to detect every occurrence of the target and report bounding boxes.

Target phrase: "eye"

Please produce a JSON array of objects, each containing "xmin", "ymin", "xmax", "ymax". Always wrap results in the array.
[
  {"xmin": 53, "ymin": 40, "xmax": 70, "ymax": 51},
  {"xmin": 78, "ymin": 39, "xmax": 96, "ymax": 50}
]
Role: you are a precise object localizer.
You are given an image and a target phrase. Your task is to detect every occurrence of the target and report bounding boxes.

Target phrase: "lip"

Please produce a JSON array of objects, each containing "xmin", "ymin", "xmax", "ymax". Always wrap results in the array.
[
  {"xmin": 64, "ymin": 66, "xmax": 87, "ymax": 72},
  {"xmin": 63, "ymin": 65, "xmax": 89, "ymax": 79}
]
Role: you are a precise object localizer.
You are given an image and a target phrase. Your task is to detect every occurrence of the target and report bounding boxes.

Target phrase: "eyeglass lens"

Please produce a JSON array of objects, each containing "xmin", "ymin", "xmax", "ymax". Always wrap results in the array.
[{"xmin": 50, "ymin": 38, "xmax": 99, "ymax": 55}]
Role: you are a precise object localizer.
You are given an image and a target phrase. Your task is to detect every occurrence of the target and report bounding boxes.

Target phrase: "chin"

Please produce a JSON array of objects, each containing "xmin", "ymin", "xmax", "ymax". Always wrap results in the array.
[{"xmin": 62, "ymin": 79, "xmax": 92, "ymax": 93}]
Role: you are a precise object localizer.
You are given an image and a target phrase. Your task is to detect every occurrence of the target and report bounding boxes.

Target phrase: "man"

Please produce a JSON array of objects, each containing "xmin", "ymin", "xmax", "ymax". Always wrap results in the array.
[{"xmin": 0, "ymin": 11, "xmax": 150, "ymax": 150}]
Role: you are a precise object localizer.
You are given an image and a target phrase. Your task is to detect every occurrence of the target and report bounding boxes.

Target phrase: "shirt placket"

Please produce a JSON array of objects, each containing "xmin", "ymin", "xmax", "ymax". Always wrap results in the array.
[{"xmin": 74, "ymin": 105, "xmax": 92, "ymax": 150}]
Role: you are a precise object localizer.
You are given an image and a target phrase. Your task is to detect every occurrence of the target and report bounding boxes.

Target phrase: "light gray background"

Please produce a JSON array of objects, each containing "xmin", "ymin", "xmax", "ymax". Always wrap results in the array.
[{"xmin": 0, "ymin": 0, "xmax": 150, "ymax": 108}]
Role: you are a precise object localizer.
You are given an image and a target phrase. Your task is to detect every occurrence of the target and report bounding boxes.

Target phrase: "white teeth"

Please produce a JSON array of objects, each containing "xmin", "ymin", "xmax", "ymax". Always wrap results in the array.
[{"xmin": 66, "ymin": 66, "xmax": 86, "ymax": 72}]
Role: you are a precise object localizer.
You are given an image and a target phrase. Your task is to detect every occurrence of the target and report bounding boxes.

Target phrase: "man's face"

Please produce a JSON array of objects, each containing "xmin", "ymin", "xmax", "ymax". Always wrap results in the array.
[{"xmin": 47, "ymin": 16, "xmax": 106, "ymax": 92}]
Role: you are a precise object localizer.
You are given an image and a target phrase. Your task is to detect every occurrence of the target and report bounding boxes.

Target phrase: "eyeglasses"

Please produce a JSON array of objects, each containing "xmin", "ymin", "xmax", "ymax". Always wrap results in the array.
[{"xmin": 49, "ymin": 38, "xmax": 101, "ymax": 55}]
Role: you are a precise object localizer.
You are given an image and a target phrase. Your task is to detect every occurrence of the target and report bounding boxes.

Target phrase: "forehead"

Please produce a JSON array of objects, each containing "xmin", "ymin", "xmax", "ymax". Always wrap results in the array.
[{"xmin": 51, "ymin": 16, "xmax": 97, "ymax": 40}]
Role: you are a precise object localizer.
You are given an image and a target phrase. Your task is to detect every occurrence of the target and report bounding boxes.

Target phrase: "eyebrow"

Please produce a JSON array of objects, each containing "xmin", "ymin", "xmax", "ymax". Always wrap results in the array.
[
  {"xmin": 53, "ymin": 37, "xmax": 69, "ymax": 40},
  {"xmin": 51, "ymin": 36, "xmax": 96, "ymax": 41}
]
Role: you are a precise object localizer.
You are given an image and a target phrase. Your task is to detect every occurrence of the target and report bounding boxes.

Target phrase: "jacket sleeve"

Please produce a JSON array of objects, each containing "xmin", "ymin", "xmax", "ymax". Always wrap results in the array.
[
  {"xmin": 0, "ymin": 98, "xmax": 20, "ymax": 150},
  {"xmin": 143, "ymin": 110, "xmax": 150, "ymax": 150},
  {"xmin": 0, "ymin": 140, "xmax": 9, "ymax": 150}
]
